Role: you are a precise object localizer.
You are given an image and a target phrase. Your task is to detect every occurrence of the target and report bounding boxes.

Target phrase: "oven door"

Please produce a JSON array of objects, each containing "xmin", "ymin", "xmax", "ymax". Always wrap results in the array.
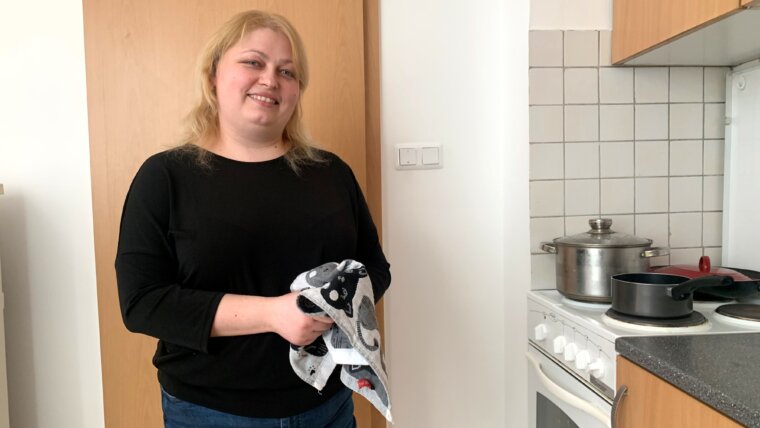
[{"xmin": 527, "ymin": 344, "xmax": 612, "ymax": 428}]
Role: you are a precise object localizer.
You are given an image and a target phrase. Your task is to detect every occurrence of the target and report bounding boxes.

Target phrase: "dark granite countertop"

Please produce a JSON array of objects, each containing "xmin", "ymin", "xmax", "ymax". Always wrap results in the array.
[{"xmin": 616, "ymin": 333, "xmax": 760, "ymax": 427}]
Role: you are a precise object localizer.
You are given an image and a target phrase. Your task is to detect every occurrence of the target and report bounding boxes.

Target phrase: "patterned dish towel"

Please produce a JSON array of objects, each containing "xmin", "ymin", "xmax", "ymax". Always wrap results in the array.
[{"xmin": 289, "ymin": 259, "xmax": 393, "ymax": 422}]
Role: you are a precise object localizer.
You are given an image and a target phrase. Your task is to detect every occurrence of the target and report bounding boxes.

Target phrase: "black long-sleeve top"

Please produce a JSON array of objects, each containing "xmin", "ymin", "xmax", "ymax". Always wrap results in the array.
[{"xmin": 114, "ymin": 148, "xmax": 390, "ymax": 418}]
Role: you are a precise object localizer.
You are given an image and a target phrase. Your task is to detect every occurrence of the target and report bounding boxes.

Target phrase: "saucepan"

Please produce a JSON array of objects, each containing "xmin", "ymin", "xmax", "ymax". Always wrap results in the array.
[
  {"xmin": 651, "ymin": 256, "xmax": 760, "ymax": 300},
  {"xmin": 610, "ymin": 273, "xmax": 735, "ymax": 318}
]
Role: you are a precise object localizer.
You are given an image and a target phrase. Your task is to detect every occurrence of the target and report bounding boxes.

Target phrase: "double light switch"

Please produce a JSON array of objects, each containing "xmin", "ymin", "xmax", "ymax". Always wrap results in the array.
[{"xmin": 394, "ymin": 143, "xmax": 443, "ymax": 170}]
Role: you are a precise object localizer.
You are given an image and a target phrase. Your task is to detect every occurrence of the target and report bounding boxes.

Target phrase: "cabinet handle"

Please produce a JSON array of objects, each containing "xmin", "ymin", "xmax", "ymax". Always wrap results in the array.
[{"xmin": 611, "ymin": 385, "xmax": 628, "ymax": 428}]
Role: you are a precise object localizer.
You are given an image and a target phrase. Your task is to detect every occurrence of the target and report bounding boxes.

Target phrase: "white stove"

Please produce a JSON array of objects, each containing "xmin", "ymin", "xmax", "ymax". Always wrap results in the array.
[{"xmin": 526, "ymin": 289, "xmax": 760, "ymax": 428}]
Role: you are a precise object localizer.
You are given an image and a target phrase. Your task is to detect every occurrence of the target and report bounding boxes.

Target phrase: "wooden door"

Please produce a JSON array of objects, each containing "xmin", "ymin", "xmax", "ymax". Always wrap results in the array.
[{"xmin": 83, "ymin": 1, "xmax": 382, "ymax": 426}]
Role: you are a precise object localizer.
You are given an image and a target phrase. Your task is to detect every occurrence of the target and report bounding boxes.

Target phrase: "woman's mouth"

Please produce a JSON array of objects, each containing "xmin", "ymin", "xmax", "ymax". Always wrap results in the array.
[{"xmin": 249, "ymin": 94, "xmax": 279, "ymax": 105}]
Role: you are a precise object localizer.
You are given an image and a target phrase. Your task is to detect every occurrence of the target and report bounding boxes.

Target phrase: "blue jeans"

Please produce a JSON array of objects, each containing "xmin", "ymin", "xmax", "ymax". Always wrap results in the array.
[{"xmin": 161, "ymin": 387, "xmax": 356, "ymax": 428}]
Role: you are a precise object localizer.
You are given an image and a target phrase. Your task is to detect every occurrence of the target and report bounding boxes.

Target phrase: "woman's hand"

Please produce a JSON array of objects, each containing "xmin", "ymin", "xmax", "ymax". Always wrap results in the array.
[{"xmin": 268, "ymin": 292, "xmax": 334, "ymax": 346}]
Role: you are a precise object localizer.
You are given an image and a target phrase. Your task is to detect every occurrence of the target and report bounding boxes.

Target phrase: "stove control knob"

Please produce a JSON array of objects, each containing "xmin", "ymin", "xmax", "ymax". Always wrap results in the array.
[
  {"xmin": 588, "ymin": 359, "xmax": 606, "ymax": 378},
  {"xmin": 575, "ymin": 350, "xmax": 590, "ymax": 371},
  {"xmin": 552, "ymin": 336, "xmax": 567, "ymax": 354},
  {"xmin": 564, "ymin": 343, "xmax": 578, "ymax": 361},
  {"xmin": 534, "ymin": 324, "xmax": 549, "ymax": 341}
]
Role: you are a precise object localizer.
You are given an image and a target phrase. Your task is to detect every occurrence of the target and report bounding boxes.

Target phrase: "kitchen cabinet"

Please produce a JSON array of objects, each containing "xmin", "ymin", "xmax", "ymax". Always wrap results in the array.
[
  {"xmin": 612, "ymin": 0, "xmax": 760, "ymax": 65},
  {"xmin": 615, "ymin": 356, "xmax": 741, "ymax": 427}
]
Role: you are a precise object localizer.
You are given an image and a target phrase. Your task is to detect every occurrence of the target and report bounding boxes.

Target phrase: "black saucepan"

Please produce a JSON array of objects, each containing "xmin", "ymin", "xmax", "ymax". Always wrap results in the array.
[{"xmin": 610, "ymin": 273, "xmax": 735, "ymax": 318}]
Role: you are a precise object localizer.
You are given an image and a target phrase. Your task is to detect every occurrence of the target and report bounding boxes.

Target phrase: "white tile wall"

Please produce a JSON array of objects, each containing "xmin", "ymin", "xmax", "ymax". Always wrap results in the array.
[
  {"xmin": 529, "ymin": 30, "xmax": 726, "ymax": 265},
  {"xmin": 565, "ymin": 142, "xmax": 599, "ymax": 178},
  {"xmin": 635, "ymin": 68, "xmax": 668, "ymax": 103}
]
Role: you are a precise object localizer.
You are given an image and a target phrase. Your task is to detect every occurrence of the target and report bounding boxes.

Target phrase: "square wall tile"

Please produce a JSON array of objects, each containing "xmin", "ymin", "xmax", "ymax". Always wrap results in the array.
[
  {"xmin": 703, "ymin": 212, "xmax": 723, "ymax": 247},
  {"xmin": 600, "ymin": 105, "xmax": 634, "ymax": 141},
  {"xmin": 600, "ymin": 68, "xmax": 634, "ymax": 104},
  {"xmin": 606, "ymin": 214, "xmax": 634, "ymax": 235},
  {"xmin": 670, "ymin": 212, "xmax": 702, "ymax": 247},
  {"xmin": 531, "ymin": 143, "xmax": 564, "ymax": 180},
  {"xmin": 531, "ymin": 254, "xmax": 556, "ymax": 289},
  {"xmin": 670, "ymin": 67, "xmax": 703, "ymax": 102},
  {"xmin": 530, "ymin": 217, "xmax": 565, "ymax": 253},
  {"xmin": 635, "ymin": 213, "xmax": 669, "ymax": 247},
  {"xmin": 600, "ymin": 141, "xmax": 634, "ymax": 178},
  {"xmin": 670, "ymin": 248, "xmax": 703, "ymax": 264},
  {"xmin": 564, "ymin": 31, "xmax": 598, "ymax": 67},
  {"xmin": 565, "ymin": 105, "xmax": 599, "ymax": 142},
  {"xmin": 704, "ymin": 140, "xmax": 725, "ymax": 175},
  {"xmin": 635, "ymin": 177, "xmax": 668, "ymax": 213},
  {"xmin": 566, "ymin": 179, "xmax": 600, "ymax": 216},
  {"xmin": 635, "ymin": 68, "xmax": 669, "ymax": 103},
  {"xmin": 565, "ymin": 68, "xmax": 598, "ymax": 104},
  {"xmin": 670, "ymin": 176, "xmax": 703, "ymax": 212},
  {"xmin": 566, "ymin": 215, "xmax": 594, "ymax": 235},
  {"xmin": 704, "ymin": 103, "xmax": 725, "ymax": 139},
  {"xmin": 670, "ymin": 103, "xmax": 703, "ymax": 140},
  {"xmin": 635, "ymin": 140, "xmax": 669, "ymax": 177},
  {"xmin": 635, "ymin": 104, "xmax": 668, "ymax": 140},
  {"xmin": 704, "ymin": 175, "xmax": 724, "ymax": 211},
  {"xmin": 530, "ymin": 106, "xmax": 564, "ymax": 142},
  {"xmin": 565, "ymin": 142, "xmax": 599, "ymax": 179},
  {"xmin": 670, "ymin": 140, "xmax": 703, "ymax": 176},
  {"xmin": 530, "ymin": 31, "xmax": 563, "ymax": 67},
  {"xmin": 599, "ymin": 30, "xmax": 612, "ymax": 66},
  {"xmin": 705, "ymin": 67, "xmax": 729, "ymax": 102},
  {"xmin": 703, "ymin": 247, "xmax": 722, "ymax": 266},
  {"xmin": 530, "ymin": 181, "xmax": 564, "ymax": 216},
  {"xmin": 601, "ymin": 178, "xmax": 634, "ymax": 214},
  {"xmin": 530, "ymin": 68, "xmax": 564, "ymax": 105}
]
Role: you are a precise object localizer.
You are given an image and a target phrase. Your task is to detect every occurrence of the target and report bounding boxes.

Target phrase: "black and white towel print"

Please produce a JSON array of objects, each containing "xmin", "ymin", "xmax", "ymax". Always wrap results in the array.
[{"xmin": 289, "ymin": 259, "xmax": 392, "ymax": 422}]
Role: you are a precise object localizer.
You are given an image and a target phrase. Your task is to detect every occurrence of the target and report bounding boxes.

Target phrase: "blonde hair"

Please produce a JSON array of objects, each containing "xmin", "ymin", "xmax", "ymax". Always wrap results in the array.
[{"xmin": 176, "ymin": 10, "xmax": 323, "ymax": 171}]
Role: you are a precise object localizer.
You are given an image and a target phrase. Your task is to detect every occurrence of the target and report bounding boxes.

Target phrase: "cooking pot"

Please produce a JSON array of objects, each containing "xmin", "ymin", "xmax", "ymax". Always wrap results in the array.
[
  {"xmin": 651, "ymin": 256, "xmax": 760, "ymax": 300},
  {"xmin": 541, "ymin": 218, "xmax": 669, "ymax": 302},
  {"xmin": 610, "ymin": 273, "xmax": 735, "ymax": 318}
]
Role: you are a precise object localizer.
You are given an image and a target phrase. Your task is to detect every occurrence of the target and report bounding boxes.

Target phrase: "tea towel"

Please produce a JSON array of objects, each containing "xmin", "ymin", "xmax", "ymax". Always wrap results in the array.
[{"xmin": 289, "ymin": 259, "xmax": 392, "ymax": 422}]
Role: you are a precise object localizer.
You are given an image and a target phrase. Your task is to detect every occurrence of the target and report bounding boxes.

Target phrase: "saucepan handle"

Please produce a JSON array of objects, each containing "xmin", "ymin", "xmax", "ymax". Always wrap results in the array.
[
  {"xmin": 668, "ymin": 275, "xmax": 734, "ymax": 301},
  {"xmin": 541, "ymin": 242, "xmax": 557, "ymax": 254},
  {"xmin": 640, "ymin": 247, "xmax": 669, "ymax": 258}
]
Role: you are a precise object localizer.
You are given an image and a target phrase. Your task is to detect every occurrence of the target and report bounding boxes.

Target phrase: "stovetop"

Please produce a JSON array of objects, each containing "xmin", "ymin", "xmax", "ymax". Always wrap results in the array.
[{"xmin": 527, "ymin": 289, "xmax": 760, "ymax": 398}]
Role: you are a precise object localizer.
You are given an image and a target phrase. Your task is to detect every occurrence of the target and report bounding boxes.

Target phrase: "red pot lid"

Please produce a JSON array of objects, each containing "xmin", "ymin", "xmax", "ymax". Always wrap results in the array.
[{"xmin": 651, "ymin": 256, "xmax": 754, "ymax": 281}]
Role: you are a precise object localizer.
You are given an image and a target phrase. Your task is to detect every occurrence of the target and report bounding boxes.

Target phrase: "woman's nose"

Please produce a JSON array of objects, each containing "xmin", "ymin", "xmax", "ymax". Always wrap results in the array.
[{"xmin": 258, "ymin": 67, "xmax": 278, "ymax": 88}]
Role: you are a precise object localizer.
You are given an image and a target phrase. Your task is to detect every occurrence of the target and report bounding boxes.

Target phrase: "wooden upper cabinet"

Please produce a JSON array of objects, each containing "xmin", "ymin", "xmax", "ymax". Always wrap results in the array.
[
  {"xmin": 612, "ymin": 0, "xmax": 742, "ymax": 63},
  {"xmin": 615, "ymin": 357, "xmax": 742, "ymax": 428}
]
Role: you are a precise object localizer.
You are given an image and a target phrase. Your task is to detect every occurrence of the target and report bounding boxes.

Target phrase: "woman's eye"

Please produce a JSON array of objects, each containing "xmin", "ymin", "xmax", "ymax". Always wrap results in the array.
[
  {"xmin": 279, "ymin": 69, "xmax": 296, "ymax": 79},
  {"xmin": 245, "ymin": 60, "xmax": 263, "ymax": 68}
]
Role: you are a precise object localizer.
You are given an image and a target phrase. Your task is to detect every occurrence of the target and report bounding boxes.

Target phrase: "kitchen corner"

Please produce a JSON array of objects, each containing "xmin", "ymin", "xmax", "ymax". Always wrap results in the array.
[{"xmin": 528, "ymin": 2, "xmax": 760, "ymax": 427}]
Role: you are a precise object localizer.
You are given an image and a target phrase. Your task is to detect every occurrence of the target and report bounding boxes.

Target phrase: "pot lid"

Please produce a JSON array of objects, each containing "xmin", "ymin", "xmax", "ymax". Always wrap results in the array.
[{"xmin": 554, "ymin": 218, "xmax": 652, "ymax": 248}]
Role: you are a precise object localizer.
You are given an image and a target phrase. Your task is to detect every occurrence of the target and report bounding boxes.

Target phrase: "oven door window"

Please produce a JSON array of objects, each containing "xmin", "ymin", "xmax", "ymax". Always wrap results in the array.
[
  {"xmin": 537, "ymin": 393, "xmax": 579, "ymax": 428},
  {"xmin": 528, "ymin": 346, "xmax": 611, "ymax": 428}
]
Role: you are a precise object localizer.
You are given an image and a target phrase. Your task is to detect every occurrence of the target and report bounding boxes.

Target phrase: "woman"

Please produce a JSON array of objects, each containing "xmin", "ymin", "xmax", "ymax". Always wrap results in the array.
[{"xmin": 115, "ymin": 10, "xmax": 390, "ymax": 427}]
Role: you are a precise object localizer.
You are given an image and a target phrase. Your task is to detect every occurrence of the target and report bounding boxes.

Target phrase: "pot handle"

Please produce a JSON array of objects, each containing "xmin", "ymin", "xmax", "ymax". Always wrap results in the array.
[
  {"xmin": 668, "ymin": 275, "xmax": 735, "ymax": 301},
  {"xmin": 640, "ymin": 247, "xmax": 669, "ymax": 258},
  {"xmin": 541, "ymin": 242, "xmax": 557, "ymax": 254}
]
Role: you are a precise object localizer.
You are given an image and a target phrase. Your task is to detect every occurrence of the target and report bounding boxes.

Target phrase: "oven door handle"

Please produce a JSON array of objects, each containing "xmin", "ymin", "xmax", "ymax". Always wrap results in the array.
[{"xmin": 526, "ymin": 351, "xmax": 611, "ymax": 428}]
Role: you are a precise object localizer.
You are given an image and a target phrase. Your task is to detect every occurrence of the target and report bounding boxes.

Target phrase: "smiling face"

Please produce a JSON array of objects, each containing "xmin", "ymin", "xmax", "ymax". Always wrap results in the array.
[{"xmin": 213, "ymin": 28, "xmax": 300, "ymax": 144}]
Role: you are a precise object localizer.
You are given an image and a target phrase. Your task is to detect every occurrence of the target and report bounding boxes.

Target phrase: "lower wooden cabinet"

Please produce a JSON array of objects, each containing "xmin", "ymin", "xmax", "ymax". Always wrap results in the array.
[{"xmin": 615, "ymin": 357, "xmax": 742, "ymax": 428}]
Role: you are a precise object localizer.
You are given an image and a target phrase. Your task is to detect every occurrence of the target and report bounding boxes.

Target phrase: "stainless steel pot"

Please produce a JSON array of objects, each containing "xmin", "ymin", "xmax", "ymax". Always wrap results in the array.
[{"xmin": 541, "ymin": 218, "xmax": 669, "ymax": 302}]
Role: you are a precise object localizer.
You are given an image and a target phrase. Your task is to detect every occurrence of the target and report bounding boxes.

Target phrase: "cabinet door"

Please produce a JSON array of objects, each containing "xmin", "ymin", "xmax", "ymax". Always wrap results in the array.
[
  {"xmin": 615, "ymin": 357, "xmax": 741, "ymax": 427},
  {"xmin": 612, "ymin": 0, "xmax": 740, "ymax": 63},
  {"xmin": 83, "ymin": 1, "xmax": 374, "ymax": 426}
]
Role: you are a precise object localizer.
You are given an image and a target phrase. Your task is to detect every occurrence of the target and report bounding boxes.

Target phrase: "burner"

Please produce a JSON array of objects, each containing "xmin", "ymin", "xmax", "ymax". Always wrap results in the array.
[
  {"xmin": 560, "ymin": 297, "xmax": 610, "ymax": 311},
  {"xmin": 716, "ymin": 304, "xmax": 760, "ymax": 322},
  {"xmin": 604, "ymin": 309, "xmax": 707, "ymax": 327}
]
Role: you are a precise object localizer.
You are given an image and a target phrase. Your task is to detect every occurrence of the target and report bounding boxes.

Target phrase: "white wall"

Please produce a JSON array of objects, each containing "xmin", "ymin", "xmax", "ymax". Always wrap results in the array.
[
  {"xmin": 381, "ymin": 1, "xmax": 530, "ymax": 426},
  {"xmin": 0, "ymin": 1, "xmax": 104, "ymax": 427},
  {"xmin": 531, "ymin": 0, "xmax": 612, "ymax": 30}
]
